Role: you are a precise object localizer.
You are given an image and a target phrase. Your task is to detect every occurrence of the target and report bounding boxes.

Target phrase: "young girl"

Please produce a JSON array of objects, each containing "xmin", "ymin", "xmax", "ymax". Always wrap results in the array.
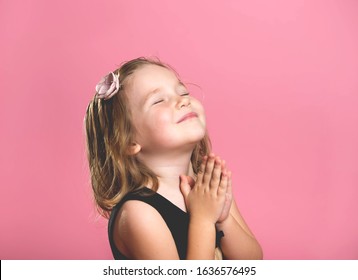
[{"xmin": 85, "ymin": 57, "xmax": 262, "ymax": 260}]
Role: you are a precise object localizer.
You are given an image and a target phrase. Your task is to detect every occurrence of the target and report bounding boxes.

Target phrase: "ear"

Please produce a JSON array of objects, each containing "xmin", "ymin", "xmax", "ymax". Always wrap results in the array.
[{"xmin": 126, "ymin": 143, "xmax": 141, "ymax": 155}]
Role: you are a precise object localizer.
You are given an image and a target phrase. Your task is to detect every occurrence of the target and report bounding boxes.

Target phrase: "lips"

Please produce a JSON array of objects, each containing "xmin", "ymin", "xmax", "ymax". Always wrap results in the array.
[{"xmin": 177, "ymin": 112, "xmax": 198, "ymax": 123}]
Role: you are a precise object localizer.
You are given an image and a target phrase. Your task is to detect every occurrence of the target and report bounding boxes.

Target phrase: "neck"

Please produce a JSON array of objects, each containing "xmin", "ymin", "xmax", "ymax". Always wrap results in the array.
[{"xmin": 137, "ymin": 149, "xmax": 195, "ymax": 190}]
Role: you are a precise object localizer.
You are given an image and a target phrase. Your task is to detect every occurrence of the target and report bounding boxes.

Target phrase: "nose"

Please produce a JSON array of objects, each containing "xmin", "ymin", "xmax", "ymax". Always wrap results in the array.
[{"xmin": 177, "ymin": 95, "xmax": 191, "ymax": 109}]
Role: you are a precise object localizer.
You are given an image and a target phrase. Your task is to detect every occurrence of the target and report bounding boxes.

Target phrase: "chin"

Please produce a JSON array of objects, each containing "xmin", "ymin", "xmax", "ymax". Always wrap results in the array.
[{"xmin": 186, "ymin": 129, "xmax": 206, "ymax": 144}]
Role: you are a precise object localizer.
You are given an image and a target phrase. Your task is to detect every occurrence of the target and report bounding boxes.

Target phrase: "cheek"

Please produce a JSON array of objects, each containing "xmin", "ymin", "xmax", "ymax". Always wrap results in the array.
[
  {"xmin": 192, "ymin": 100, "xmax": 206, "ymax": 124},
  {"xmin": 135, "ymin": 109, "xmax": 172, "ymax": 141},
  {"xmin": 151, "ymin": 108, "xmax": 172, "ymax": 127}
]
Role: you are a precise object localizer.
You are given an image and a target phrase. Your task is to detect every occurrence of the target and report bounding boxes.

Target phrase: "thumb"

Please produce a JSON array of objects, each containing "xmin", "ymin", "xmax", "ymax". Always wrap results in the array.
[
  {"xmin": 186, "ymin": 176, "xmax": 195, "ymax": 188},
  {"xmin": 179, "ymin": 175, "xmax": 191, "ymax": 198}
]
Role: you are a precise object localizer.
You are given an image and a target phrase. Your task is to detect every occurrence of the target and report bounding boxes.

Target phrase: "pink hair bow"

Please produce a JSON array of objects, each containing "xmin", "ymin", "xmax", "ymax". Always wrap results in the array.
[{"xmin": 95, "ymin": 72, "xmax": 121, "ymax": 100}]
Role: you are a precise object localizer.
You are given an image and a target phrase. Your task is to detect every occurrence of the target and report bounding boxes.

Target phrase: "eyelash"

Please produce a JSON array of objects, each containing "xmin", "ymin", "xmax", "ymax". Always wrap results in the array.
[
  {"xmin": 152, "ymin": 93, "xmax": 190, "ymax": 105},
  {"xmin": 153, "ymin": 100, "xmax": 164, "ymax": 105}
]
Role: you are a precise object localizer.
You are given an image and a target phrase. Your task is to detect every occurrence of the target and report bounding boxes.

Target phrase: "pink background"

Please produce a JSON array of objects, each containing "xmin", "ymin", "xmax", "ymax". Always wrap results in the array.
[{"xmin": 1, "ymin": 0, "xmax": 357, "ymax": 259}]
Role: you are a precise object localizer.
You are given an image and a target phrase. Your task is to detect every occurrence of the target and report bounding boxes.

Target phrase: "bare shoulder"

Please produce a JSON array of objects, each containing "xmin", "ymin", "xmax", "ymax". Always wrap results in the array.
[{"xmin": 113, "ymin": 199, "xmax": 180, "ymax": 259}]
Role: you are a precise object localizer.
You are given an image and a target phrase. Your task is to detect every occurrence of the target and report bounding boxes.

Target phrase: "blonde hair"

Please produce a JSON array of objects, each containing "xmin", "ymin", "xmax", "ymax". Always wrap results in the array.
[{"xmin": 84, "ymin": 57, "xmax": 211, "ymax": 218}]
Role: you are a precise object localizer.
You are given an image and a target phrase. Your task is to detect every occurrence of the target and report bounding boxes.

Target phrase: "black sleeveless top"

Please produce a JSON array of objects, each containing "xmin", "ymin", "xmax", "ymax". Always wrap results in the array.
[{"xmin": 108, "ymin": 187, "xmax": 223, "ymax": 259}]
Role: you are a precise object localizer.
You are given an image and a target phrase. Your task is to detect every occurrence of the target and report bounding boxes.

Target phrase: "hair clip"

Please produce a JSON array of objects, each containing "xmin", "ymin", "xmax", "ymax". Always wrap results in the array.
[{"xmin": 95, "ymin": 72, "xmax": 121, "ymax": 100}]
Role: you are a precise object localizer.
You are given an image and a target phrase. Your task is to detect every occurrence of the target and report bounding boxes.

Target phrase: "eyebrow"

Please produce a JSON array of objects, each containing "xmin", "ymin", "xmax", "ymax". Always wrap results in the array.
[{"xmin": 143, "ymin": 81, "xmax": 187, "ymax": 104}]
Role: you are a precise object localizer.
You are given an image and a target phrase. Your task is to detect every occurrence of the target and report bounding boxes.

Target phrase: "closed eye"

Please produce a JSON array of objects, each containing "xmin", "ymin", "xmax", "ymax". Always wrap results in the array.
[
  {"xmin": 152, "ymin": 99, "xmax": 164, "ymax": 105},
  {"xmin": 180, "ymin": 92, "xmax": 190, "ymax": 96}
]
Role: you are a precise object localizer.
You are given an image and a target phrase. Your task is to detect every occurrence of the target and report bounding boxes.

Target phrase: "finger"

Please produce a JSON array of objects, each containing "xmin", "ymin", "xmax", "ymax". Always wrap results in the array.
[
  {"xmin": 196, "ymin": 156, "xmax": 207, "ymax": 185},
  {"xmin": 179, "ymin": 175, "xmax": 190, "ymax": 198},
  {"xmin": 217, "ymin": 171, "xmax": 228, "ymax": 196},
  {"xmin": 227, "ymin": 171, "xmax": 232, "ymax": 195},
  {"xmin": 226, "ymin": 172, "xmax": 233, "ymax": 209},
  {"xmin": 220, "ymin": 160, "xmax": 228, "ymax": 179},
  {"xmin": 202, "ymin": 154, "xmax": 216, "ymax": 187},
  {"xmin": 221, "ymin": 160, "xmax": 226, "ymax": 171},
  {"xmin": 186, "ymin": 176, "xmax": 195, "ymax": 188},
  {"xmin": 210, "ymin": 157, "xmax": 222, "ymax": 190},
  {"xmin": 223, "ymin": 193, "xmax": 232, "ymax": 216}
]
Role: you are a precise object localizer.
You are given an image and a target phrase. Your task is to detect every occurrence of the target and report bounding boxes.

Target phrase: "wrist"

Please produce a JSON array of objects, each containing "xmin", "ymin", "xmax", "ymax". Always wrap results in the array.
[
  {"xmin": 187, "ymin": 216, "xmax": 217, "ymax": 259},
  {"xmin": 190, "ymin": 215, "xmax": 216, "ymax": 228}
]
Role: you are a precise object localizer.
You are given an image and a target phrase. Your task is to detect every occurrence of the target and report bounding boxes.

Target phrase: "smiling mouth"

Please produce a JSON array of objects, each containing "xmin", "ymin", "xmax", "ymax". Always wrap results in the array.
[{"xmin": 177, "ymin": 112, "xmax": 198, "ymax": 123}]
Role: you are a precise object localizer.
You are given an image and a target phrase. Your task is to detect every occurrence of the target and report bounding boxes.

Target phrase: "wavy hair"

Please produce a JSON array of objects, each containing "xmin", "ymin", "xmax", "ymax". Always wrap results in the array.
[{"xmin": 84, "ymin": 57, "xmax": 211, "ymax": 218}]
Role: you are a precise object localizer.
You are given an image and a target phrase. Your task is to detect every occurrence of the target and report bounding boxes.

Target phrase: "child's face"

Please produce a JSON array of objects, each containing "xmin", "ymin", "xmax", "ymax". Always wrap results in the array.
[{"xmin": 126, "ymin": 64, "xmax": 206, "ymax": 154}]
